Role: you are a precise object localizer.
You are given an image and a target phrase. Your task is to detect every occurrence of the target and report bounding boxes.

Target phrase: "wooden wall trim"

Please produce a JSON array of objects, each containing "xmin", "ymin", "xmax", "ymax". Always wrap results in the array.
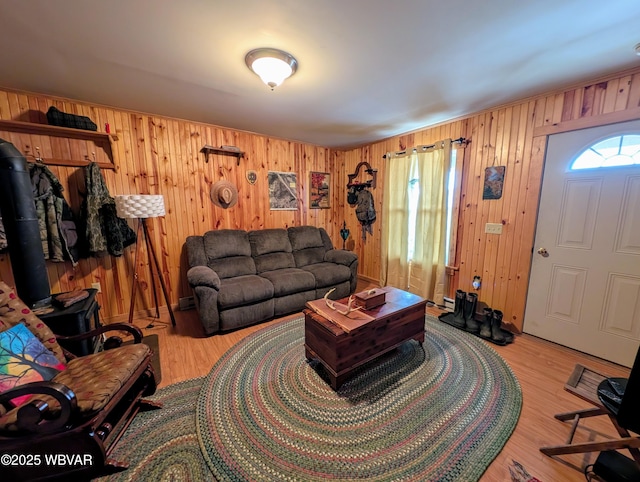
[{"xmin": 533, "ymin": 105, "xmax": 640, "ymax": 137}]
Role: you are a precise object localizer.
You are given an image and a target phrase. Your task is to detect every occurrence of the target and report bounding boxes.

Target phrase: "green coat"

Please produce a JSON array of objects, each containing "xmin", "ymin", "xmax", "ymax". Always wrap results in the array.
[
  {"xmin": 83, "ymin": 162, "xmax": 136, "ymax": 257},
  {"xmin": 29, "ymin": 163, "xmax": 79, "ymax": 265}
]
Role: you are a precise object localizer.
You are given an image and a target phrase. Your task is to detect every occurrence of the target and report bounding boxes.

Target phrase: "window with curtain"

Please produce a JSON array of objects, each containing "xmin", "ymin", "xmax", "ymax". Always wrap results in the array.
[
  {"xmin": 407, "ymin": 149, "xmax": 458, "ymax": 266},
  {"xmin": 381, "ymin": 140, "xmax": 455, "ymax": 304}
]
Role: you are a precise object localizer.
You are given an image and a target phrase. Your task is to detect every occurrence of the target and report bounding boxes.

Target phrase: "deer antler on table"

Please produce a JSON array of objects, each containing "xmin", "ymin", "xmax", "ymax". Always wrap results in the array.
[
  {"xmin": 305, "ymin": 288, "xmax": 376, "ymax": 333},
  {"xmin": 323, "ymin": 288, "xmax": 363, "ymax": 316}
]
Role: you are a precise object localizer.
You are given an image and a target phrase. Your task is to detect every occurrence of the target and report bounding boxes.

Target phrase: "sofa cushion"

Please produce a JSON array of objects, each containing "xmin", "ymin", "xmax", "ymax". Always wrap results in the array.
[
  {"xmin": 288, "ymin": 226, "xmax": 327, "ymax": 267},
  {"xmin": 288, "ymin": 226, "xmax": 324, "ymax": 250},
  {"xmin": 254, "ymin": 252, "xmax": 296, "ymax": 273},
  {"xmin": 218, "ymin": 275, "xmax": 274, "ymax": 310},
  {"xmin": 249, "ymin": 229, "xmax": 292, "ymax": 256},
  {"xmin": 250, "ymin": 229, "xmax": 296, "ymax": 273},
  {"xmin": 317, "ymin": 281, "xmax": 351, "ymax": 300},
  {"xmin": 203, "ymin": 230, "xmax": 256, "ymax": 279},
  {"xmin": 204, "ymin": 229, "xmax": 251, "ymax": 258},
  {"xmin": 318, "ymin": 228, "xmax": 335, "ymax": 251},
  {"xmin": 274, "ymin": 291, "xmax": 316, "ymax": 316},
  {"xmin": 259, "ymin": 268, "xmax": 316, "ymax": 297},
  {"xmin": 219, "ymin": 299, "xmax": 274, "ymax": 332},
  {"xmin": 302, "ymin": 263, "xmax": 352, "ymax": 288},
  {"xmin": 293, "ymin": 247, "xmax": 326, "ymax": 267}
]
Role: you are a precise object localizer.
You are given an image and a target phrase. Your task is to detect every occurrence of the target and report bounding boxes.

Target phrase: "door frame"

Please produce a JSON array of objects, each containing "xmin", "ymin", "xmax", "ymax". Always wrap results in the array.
[{"xmin": 524, "ymin": 115, "xmax": 640, "ymax": 365}]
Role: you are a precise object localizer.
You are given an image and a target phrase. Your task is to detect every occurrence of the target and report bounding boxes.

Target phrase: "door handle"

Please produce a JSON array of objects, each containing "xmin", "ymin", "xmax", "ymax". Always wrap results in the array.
[{"xmin": 537, "ymin": 247, "xmax": 549, "ymax": 257}]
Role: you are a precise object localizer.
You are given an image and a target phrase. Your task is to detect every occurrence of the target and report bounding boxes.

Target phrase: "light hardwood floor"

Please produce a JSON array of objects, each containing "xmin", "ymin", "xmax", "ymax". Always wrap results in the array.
[{"xmin": 128, "ymin": 282, "xmax": 632, "ymax": 482}]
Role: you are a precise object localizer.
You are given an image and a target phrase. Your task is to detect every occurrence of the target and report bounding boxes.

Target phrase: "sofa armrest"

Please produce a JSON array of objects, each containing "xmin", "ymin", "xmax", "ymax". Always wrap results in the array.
[
  {"xmin": 324, "ymin": 249, "xmax": 357, "ymax": 267},
  {"xmin": 187, "ymin": 265, "xmax": 221, "ymax": 290}
]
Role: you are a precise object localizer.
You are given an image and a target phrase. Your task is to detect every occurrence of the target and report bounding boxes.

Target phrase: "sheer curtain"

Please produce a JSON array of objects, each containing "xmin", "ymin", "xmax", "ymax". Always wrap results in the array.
[{"xmin": 381, "ymin": 139, "xmax": 452, "ymax": 303}]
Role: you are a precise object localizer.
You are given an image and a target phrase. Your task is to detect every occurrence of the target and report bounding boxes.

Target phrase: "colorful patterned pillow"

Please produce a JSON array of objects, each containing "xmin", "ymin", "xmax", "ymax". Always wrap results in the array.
[
  {"xmin": 0, "ymin": 281, "xmax": 65, "ymax": 364},
  {"xmin": 0, "ymin": 323, "xmax": 66, "ymax": 406}
]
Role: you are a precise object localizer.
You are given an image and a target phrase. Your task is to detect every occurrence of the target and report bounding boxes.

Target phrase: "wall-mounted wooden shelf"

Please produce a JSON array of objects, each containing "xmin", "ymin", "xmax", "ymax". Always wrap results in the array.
[
  {"xmin": 0, "ymin": 119, "xmax": 117, "ymax": 169},
  {"xmin": 200, "ymin": 145, "xmax": 244, "ymax": 166},
  {"xmin": 0, "ymin": 119, "xmax": 117, "ymax": 142}
]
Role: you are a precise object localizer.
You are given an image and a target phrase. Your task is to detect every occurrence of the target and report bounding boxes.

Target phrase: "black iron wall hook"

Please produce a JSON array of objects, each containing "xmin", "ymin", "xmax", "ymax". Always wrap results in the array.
[{"xmin": 346, "ymin": 161, "xmax": 377, "ymax": 190}]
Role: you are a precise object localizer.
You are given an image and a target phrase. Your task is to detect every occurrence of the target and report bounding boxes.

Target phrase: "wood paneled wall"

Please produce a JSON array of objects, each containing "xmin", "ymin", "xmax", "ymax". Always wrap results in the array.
[
  {"xmin": 0, "ymin": 90, "xmax": 338, "ymax": 322},
  {"xmin": 2, "ymin": 66, "xmax": 640, "ymax": 329},
  {"xmin": 341, "ymin": 67, "xmax": 640, "ymax": 332}
]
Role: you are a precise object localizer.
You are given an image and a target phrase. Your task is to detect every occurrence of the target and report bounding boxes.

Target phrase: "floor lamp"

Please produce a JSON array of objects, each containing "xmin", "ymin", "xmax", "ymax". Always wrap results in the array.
[{"xmin": 115, "ymin": 194, "xmax": 176, "ymax": 327}]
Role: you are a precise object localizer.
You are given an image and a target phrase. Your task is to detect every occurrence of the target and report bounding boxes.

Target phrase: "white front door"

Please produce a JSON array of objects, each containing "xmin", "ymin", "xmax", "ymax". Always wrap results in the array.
[{"xmin": 524, "ymin": 120, "xmax": 640, "ymax": 367}]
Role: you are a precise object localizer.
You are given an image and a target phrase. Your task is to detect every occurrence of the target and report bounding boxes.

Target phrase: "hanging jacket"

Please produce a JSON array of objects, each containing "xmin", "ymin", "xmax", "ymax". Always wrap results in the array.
[
  {"xmin": 355, "ymin": 188, "xmax": 376, "ymax": 240},
  {"xmin": 29, "ymin": 163, "xmax": 80, "ymax": 265},
  {"xmin": 82, "ymin": 162, "xmax": 136, "ymax": 257},
  {"xmin": 0, "ymin": 215, "xmax": 6, "ymax": 252}
]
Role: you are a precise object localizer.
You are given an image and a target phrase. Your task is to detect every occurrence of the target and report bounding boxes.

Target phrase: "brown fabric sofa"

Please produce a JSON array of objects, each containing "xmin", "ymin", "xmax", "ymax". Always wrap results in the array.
[{"xmin": 185, "ymin": 226, "xmax": 358, "ymax": 335}]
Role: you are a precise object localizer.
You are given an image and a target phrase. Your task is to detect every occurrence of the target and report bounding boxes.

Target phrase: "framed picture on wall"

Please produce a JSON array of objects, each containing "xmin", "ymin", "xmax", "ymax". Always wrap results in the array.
[
  {"xmin": 310, "ymin": 171, "xmax": 330, "ymax": 209},
  {"xmin": 483, "ymin": 166, "xmax": 505, "ymax": 200},
  {"xmin": 268, "ymin": 171, "xmax": 298, "ymax": 210}
]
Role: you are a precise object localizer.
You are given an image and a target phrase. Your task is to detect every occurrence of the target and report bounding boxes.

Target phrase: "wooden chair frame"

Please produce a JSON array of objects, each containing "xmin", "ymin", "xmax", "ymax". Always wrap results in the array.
[
  {"xmin": 0, "ymin": 323, "xmax": 160, "ymax": 481},
  {"xmin": 540, "ymin": 364, "xmax": 640, "ymax": 464}
]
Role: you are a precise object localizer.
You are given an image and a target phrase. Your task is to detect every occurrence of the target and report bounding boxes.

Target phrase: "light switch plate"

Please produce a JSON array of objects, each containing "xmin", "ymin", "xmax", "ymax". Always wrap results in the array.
[{"xmin": 485, "ymin": 223, "xmax": 503, "ymax": 235}]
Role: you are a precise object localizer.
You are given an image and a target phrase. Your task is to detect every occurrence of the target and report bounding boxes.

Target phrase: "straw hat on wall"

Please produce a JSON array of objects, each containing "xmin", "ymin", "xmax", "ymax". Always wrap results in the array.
[{"xmin": 210, "ymin": 180, "xmax": 238, "ymax": 209}]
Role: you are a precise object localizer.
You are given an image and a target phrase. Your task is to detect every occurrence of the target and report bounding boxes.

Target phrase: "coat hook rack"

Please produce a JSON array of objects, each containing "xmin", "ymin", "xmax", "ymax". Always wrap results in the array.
[{"xmin": 347, "ymin": 161, "xmax": 377, "ymax": 191}]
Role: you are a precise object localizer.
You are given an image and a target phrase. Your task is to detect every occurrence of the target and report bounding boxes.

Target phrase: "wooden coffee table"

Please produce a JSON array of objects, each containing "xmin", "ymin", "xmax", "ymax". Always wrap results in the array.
[{"xmin": 303, "ymin": 287, "xmax": 427, "ymax": 390}]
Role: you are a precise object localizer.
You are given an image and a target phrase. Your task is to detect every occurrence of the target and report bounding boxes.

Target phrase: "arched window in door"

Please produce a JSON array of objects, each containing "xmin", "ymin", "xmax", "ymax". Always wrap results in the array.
[{"xmin": 571, "ymin": 134, "xmax": 640, "ymax": 170}]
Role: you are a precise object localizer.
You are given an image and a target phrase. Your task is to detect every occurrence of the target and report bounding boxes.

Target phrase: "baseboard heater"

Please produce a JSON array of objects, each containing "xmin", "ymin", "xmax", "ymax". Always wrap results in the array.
[{"xmin": 179, "ymin": 296, "xmax": 195, "ymax": 311}]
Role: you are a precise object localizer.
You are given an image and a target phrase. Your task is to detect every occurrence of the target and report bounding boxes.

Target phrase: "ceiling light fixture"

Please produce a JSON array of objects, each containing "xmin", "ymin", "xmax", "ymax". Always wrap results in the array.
[
  {"xmin": 245, "ymin": 48, "xmax": 298, "ymax": 90},
  {"xmin": 635, "ymin": 43, "xmax": 640, "ymax": 56}
]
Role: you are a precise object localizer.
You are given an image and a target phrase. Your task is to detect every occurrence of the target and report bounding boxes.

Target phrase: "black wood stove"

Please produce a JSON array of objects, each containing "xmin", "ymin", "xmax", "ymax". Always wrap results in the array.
[
  {"xmin": 0, "ymin": 138, "xmax": 104, "ymax": 356},
  {"xmin": 39, "ymin": 289, "xmax": 101, "ymax": 356}
]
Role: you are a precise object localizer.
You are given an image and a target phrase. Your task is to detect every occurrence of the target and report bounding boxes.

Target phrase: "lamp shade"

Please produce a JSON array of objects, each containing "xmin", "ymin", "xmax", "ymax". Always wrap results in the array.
[{"xmin": 115, "ymin": 194, "xmax": 165, "ymax": 219}]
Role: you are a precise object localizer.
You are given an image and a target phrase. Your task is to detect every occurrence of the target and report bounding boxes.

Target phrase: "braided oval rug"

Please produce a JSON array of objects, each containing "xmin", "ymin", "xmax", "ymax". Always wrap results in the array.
[
  {"xmin": 99, "ymin": 377, "xmax": 213, "ymax": 482},
  {"xmin": 196, "ymin": 315, "xmax": 522, "ymax": 481}
]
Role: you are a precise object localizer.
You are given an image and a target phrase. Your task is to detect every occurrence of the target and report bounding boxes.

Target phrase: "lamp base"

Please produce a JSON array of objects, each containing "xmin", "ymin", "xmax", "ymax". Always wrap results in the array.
[{"xmin": 127, "ymin": 218, "xmax": 176, "ymax": 327}]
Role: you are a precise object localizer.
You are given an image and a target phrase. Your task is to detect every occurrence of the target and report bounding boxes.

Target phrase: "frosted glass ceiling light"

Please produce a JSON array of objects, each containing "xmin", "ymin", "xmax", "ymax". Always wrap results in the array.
[{"xmin": 245, "ymin": 48, "xmax": 298, "ymax": 90}]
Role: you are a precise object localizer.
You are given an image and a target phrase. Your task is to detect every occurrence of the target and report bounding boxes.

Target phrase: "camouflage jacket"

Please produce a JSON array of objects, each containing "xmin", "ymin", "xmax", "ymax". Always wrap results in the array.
[
  {"xmin": 29, "ymin": 163, "xmax": 79, "ymax": 265},
  {"xmin": 0, "ymin": 216, "xmax": 6, "ymax": 252},
  {"xmin": 82, "ymin": 162, "xmax": 136, "ymax": 257}
]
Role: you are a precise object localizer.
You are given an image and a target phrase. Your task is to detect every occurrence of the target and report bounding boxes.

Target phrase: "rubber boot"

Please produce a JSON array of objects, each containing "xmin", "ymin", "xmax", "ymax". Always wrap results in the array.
[
  {"xmin": 452, "ymin": 289, "xmax": 467, "ymax": 328},
  {"xmin": 491, "ymin": 310, "xmax": 506, "ymax": 345},
  {"xmin": 464, "ymin": 293, "xmax": 480, "ymax": 333},
  {"xmin": 502, "ymin": 328, "xmax": 514, "ymax": 344},
  {"xmin": 479, "ymin": 307, "xmax": 492, "ymax": 339},
  {"xmin": 438, "ymin": 289, "xmax": 466, "ymax": 329}
]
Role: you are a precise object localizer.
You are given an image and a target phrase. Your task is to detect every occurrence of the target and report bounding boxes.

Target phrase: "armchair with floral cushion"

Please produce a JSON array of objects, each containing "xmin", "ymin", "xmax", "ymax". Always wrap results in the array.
[{"xmin": 0, "ymin": 281, "xmax": 159, "ymax": 481}]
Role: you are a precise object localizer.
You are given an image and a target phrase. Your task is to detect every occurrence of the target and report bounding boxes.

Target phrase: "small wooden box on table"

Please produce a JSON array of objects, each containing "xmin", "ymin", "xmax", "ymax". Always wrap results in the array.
[
  {"xmin": 353, "ymin": 288, "xmax": 386, "ymax": 310},
  {"xmin": 304, "ymin": 287, "xmax": 427, "ymax": 390}
]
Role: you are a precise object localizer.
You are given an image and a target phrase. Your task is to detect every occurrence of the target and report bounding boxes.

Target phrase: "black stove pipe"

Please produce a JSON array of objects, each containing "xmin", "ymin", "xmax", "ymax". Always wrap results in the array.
[{"xmin": 0, "ymin": 138, "xmax": 51, "ymax": 307}]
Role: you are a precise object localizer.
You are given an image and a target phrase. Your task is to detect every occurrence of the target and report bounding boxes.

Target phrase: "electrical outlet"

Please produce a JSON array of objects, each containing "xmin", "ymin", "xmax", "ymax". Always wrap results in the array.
[
  {"xmin": 485, "ymin": 223, "xmax": 503, "ymax": 235},
  {"xmin": 91, "ymin": 282, "xmax": 101, "ymax": 293}
]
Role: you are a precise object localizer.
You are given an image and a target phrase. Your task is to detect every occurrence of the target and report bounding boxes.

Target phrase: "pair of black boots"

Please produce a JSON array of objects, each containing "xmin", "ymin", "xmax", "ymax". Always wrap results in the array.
[{"xmin": 438, "ymin": 289, "xmax": 513, "ymax": 346}]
